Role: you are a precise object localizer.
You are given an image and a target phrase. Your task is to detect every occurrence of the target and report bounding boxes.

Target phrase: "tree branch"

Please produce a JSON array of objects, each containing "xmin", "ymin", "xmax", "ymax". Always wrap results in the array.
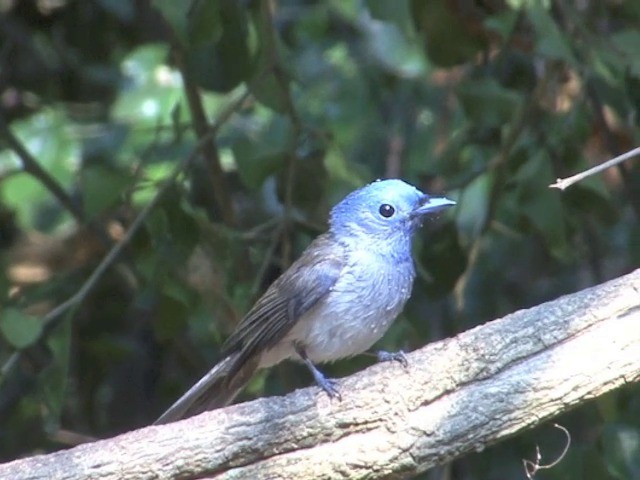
[
  {"xmin": 0, "ymin": 89, "xmax": 250, "ymax": 383},
  {"xmin": 2, "ymin": 269, "xmax": 639, "ymax": 479},
  {"xmin": 156, "ymin": 15, "xmax": 236, "ymax": 227},
  {"xmin": 0, "ymin": 117, "xmax": 86, "ymax": 223},
  {"xmin": 550, "ymin": 145, "xmax": 640, "ymax": 191}
]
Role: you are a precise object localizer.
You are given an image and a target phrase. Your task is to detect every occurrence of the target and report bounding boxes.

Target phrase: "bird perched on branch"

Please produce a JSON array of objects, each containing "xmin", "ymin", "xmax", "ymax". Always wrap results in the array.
[{"xmin": 155, "ymin": 179, "xmax": 455, "ymax": 424}]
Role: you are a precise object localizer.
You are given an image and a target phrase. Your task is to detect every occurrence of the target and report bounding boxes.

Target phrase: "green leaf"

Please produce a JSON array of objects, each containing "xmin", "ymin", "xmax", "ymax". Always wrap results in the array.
[
  {"xmin": 527, "ymin": 4, "xmax": 576, "ymax": 64},
  {"xmin": 323, "ymin": 145, "xmax": 364, "ymax": 187},
  {"xmin": 456, "ymin": 78, "xmax": 522, "ymax": 128},
  {"xmin": 163, "ymin": 277, "xmax": 196, "ymax": 306},
  {"xmin": 515, "ymin": 151, "xmax": 568, "ymax": 258},
  {"xmin": 40, "ymin": 313, "xmax": 72, "ymax": 429},
  {"xmin": 610, "ymin": 29, "xmax": 640, "ymax": 76},
  {"xmin": 455, "ymin": 172, "xmax": 493, "ymax": 245},
  {"xmin": 140, "ymin": 192, "xmax": 201, "ymax": 281},
  {"xmin": 0, "ymin": 308, "xmax": 43, "ymax": 349},
  {"xmin": 245, "ymin": 1, "xmax": 291, "ymax": 112},
  {"xmin": 95, "ymin": 0, "xmax": 135, "ymax": 21},
  {"xmin": 152, "ymin": 0, "xmax": 191, "ymax": 44},
  {"xmin": 118, "ymin": 43, "xmax": 171, "ymax": 86},
  {"xmin": 155, "ymin": 301, "xmax": 189, "ymax": 341},
  {"xmin": 81, "ymin": 165, "xmax": 134, "ymax": 217},
  {"xmin": 188, "ymin": 0, "xmax": 223, "ymax": 47},
  {"xmin": 232, "ymin": 114, "xmax": 293, "ymax": 189},
  {"xmin": 484, "ymin": 9, "xmax": 519, "ymax": 41},
  {"xmin": 158, "ymin": 194, "xmax": 201, "ymax": 263},
  {"xmin": 248, "ymin": 72, "xmax": 291, "ymax": 113},
  {"xmin": 112, "ymin": 44, "xmax": 184, "ymax": 128},
  {"xmin": 366, "ymin": 0, "xmax": 413, "ymax": 32},
  {"xmin": 329, "ymin": 0, "xmax": 360, "ymax": 21},
  {"xmin": 363, "ymin": 20, "xmax": 427, "ymax": 78},
  {"xmin": 186, "ymin": 1, "xmax": 253, "ymax": 92},
  {"xmin": 412, "ymin": 0, "xmax": 486, "ymax": 67}
]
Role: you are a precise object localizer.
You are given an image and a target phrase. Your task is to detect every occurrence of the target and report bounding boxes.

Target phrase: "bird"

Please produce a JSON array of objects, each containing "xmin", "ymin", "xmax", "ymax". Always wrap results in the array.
[{"xmin": 155, "ymin": 179, "xmax": 455, "ymax": 424}]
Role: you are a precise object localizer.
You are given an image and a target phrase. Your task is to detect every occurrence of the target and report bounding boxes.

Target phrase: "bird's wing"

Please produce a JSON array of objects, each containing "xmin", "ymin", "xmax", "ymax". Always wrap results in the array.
[
  {"xmin": 222, "ymin": 233, "xmax": 345, "ymax": 366},
  {"xmin": 154, "ymin": 234, "xmax": 345, "ymax": 424}
]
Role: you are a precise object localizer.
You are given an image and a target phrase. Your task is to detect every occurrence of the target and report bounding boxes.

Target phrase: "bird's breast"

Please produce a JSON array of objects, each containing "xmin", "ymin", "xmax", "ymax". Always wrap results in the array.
[{"xmin": 293, "ymin": 252, "xmax": 415, "ymax": 363}]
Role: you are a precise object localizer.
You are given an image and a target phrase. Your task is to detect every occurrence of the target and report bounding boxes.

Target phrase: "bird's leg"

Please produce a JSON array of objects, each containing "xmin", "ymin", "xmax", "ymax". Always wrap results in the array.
[
  {"xmin": 294, "ymin": 345, "xmax": 341, "ymax": 400},
  {"xmin": 375, "ymin": 349, "xmax": 409, "ymax": 368}
]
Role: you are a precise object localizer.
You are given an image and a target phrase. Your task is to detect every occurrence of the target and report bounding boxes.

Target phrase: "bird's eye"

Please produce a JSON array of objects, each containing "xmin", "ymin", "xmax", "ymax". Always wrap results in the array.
[{"xmin": 379, "ymin": 204, "xmax": 395, "ymax": 218}]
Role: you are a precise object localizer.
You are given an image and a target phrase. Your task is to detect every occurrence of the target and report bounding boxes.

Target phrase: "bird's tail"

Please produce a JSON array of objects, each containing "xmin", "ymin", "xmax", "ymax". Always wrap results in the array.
[{"xmin": 154, "ymin": 352, "xmax": 258, "ymax": 425}]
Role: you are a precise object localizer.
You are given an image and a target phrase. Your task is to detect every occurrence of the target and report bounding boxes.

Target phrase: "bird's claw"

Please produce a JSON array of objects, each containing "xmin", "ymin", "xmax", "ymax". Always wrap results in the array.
[
  {"xmin": 314, "ymin": 373, "xmax": 341, "ymax": 401},
  {"xmin": 377, "ymin": 349, "xmax": 408, "ymax": 368}
]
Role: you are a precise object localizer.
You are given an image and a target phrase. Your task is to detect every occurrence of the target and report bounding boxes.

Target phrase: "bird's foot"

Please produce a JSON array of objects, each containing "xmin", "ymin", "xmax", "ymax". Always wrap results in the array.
[
  {"xmin": 295, "ymin": 344, "xmax": 342, "ymax": 400},
  {"xmin": 310, "ymin": 366, "xmax": 341, "ymax": 400},
  {"xmin": 376, "ymin": 349, "xmax": 408, "ymax": 368}
]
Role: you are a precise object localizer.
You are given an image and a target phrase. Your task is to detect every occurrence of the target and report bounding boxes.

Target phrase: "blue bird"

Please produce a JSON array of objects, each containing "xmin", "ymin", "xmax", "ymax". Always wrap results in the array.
[{"xmin": 155, "ymin": 179, "xmax": 455, "ymax": 424}]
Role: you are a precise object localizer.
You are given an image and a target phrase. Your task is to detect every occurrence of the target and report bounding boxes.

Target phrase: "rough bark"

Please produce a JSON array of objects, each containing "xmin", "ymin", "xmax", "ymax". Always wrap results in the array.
[{"xmin": 2, "ymin": 269, "xmax": 639, "ymax": 480}]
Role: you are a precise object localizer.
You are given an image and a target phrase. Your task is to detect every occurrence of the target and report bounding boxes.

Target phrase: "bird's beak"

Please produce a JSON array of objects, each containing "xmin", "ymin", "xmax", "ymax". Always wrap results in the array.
[{"xmin": 411, "ymin": 195, "xmax": 456, "ymax": 217}]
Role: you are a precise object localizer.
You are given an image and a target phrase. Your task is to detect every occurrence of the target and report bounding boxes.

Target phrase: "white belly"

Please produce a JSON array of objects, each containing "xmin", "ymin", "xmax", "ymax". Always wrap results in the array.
[{"xmin": 259, "ymin": 254, "xmax": 415, "ymax": 367}]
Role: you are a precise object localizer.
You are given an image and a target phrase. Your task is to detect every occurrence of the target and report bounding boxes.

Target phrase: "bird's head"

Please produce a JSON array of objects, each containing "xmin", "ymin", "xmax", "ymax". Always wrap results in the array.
[{"xmin": 329, "ymin": 179, "xmax": 455, "ymax": 249}]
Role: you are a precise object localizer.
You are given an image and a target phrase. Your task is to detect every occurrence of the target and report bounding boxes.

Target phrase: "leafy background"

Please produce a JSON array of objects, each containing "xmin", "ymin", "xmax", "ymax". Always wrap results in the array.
[{"xmin": 1, "ymin": 0, "xmax": 639, "ymax": 478}]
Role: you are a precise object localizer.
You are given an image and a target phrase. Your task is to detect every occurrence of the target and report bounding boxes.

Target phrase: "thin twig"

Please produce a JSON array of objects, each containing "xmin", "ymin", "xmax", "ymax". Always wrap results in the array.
[
  {"xmin": 250, "ymin": 222, "xmax": 284, "ymax": 300},
  {"xmin": 549, "ymin": 146, "xmax": 640, "ymax": 191},
  {"xmin": 238, "ymin": 217, "xmax": 281, "ymax": 241},
  {"xmin": 586, "ymin": 83, "xmax": 640, "ymax": 219},
  {"xmin": 523, "ymin": 423, "xmax": 571, "ymax": 479},
  {"xmin": 0, "ymin": 89, "xmax": 250, "ymax": 383},
  {"xmin": 548, "ymin": 4, "xmax": 640, "ymax": 201}
]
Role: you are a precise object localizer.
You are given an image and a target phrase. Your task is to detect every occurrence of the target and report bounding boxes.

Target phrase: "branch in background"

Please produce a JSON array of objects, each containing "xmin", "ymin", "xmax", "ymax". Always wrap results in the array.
[
  {"xmin": 1, "ymin": 268, "xmax": 638, "ymax": 479},
  {"xmin": 0, "ymin": 117, "xmax": 141, "ymax": 294},
  {"xmin": 0, "ymin": 117, "xmax": 85, "ymax": 223},
  {"xmin": 385, "ymin": 133, "xmax": 405, "ymax": 179},
  {"xmin": 0, "ymin": 89, "xmax": 250, "ymax": 383},
  {"xmin": 549, "ymin": 146, "xmax": 640, "ymax": 191},
  {"xmin": 157, "ymin": 18, "xmax": 236, "ymax": 227},
  {"xmin": 260, "ymin": 0, "xmax": 302, "ymax": 267},
  {"xmin": 249, "ymin": 222, "xmax": 283, "ymax": 300}
]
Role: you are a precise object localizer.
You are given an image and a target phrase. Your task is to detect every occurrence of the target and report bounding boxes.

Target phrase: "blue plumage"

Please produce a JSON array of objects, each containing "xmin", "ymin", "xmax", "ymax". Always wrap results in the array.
[{"xmin": 155, "ymin": 179, "xmax": 455, "ymax": 424}]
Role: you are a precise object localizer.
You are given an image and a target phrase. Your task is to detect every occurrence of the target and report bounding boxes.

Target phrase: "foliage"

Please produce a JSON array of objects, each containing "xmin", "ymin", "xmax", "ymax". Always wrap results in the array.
[{"xmin": 0, "ymin": 0, "xmax": 639, "ymax": 477}]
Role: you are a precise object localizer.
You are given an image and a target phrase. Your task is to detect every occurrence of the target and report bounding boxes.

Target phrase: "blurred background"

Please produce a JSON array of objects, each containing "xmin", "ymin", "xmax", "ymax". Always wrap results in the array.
[{"xmin": 0, "ymin": 0, "xmax": 639, "ymax": 478}]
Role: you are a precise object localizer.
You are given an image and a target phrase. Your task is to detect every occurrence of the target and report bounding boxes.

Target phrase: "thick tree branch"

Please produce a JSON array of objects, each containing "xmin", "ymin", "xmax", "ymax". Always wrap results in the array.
[{"xmin": 2, "ymin": 269, "xmax": 639, "ymax": 479}]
